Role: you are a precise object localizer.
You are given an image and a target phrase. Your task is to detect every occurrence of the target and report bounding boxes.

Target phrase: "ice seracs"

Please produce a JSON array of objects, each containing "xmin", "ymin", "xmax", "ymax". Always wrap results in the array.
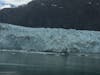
[{"xmin": 0, "ymin": 23, "xmax": 100, "ymax": 53}]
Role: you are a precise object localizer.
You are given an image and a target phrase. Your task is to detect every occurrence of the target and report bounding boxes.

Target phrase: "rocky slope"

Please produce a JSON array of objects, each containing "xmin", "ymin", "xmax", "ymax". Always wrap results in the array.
[
  {"xmin": 0, "ymin": 23, "xmax": 100, "ymax": 53},
  {"xmin": 0, "ymin": 0, "xmax": 100, "ymax": 30}
]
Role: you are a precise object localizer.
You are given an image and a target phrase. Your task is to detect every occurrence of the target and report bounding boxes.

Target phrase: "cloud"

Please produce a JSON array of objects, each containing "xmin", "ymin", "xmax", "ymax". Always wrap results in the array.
[
  {"xmin": 4, "ymin": 0, "xmax": 32, "ymax": 6},
  {"xmin": 0, "ymin": 0, "xmax": 32, "ymax": 9},
  {"xmin": 0, "ymin": 5, "xmax": 12, "ymax": 10}
]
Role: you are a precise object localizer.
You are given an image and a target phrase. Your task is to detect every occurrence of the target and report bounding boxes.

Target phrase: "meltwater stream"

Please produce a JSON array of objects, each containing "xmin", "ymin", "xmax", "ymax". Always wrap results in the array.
[{"xmin": 0, "ymin": 50, "xmax": 100, "ymax": 75}]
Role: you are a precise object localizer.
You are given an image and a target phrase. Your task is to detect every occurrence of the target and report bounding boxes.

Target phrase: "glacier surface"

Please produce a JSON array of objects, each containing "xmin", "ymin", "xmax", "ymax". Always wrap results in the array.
[{"xmin": 0, "ymin": 23, "xmax": 100, "ymax": 53}]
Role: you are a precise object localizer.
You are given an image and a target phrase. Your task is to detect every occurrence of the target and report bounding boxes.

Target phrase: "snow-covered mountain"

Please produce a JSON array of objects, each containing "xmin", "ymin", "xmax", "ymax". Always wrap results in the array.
[{"xmin": 0, "ymin": 23, "xmax": 100, "ymax": 53}]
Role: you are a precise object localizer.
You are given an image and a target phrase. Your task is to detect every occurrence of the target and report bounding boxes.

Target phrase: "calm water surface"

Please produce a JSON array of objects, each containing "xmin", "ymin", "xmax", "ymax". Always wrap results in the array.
[{"xmin": 0, "ymin": 50, "xmax": 100, "ymax": 75}]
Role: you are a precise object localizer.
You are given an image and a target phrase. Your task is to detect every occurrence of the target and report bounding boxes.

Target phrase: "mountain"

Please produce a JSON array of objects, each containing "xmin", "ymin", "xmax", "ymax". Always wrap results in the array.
[
  {"xmin": 0, "ymin": 0, "xmax": 100, "ymax": 30},
  {"xmin": 0, "ymin": 23, "xmax": 100, "ymax": 53}
]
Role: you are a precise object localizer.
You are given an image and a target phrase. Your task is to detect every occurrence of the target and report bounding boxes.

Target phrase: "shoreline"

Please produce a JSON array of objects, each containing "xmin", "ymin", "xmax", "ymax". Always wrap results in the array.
[{"xmin": 0, "ymin": 49, "xmax": 100, "ymax": 57}]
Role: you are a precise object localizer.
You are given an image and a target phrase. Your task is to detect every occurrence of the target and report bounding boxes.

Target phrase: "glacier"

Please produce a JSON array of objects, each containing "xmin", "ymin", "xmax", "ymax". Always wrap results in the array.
[{"xmin": 0, "ymin": 23, "xmax": 100, "ymax": 53}]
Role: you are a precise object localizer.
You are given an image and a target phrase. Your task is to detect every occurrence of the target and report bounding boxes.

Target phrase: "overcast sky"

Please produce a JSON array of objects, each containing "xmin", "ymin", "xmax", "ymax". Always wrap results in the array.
[
  {"xmin": 4, "ymin": 0, "xmax": 32, "ymax": 6},
  {"xmin": 0, "ymin": 0, "xmax": 32, "ymax": 9}
]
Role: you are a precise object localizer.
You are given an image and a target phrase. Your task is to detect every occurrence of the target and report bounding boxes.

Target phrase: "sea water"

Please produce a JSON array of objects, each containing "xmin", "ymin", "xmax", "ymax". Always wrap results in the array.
[{"xmin": 0, "ymin": 50, "xmax": 100, "ymax": 75}]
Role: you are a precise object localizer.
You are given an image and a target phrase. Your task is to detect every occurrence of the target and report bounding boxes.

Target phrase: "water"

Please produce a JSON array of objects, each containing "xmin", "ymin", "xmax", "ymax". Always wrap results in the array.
[{"xmin": 0, "ymin": 50, "xmax": 100, "ymax": 75}]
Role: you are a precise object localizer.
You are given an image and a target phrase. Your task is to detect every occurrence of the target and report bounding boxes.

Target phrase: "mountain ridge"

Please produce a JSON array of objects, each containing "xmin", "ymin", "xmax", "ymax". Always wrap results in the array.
[{"xmin": 0, "ymin": 0, "xmax": 100, "ymax": 30}]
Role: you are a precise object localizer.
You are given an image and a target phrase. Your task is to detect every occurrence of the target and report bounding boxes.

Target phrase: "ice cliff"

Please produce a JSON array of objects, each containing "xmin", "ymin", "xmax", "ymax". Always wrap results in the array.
[{"xmin": 0, "ymin": 23, "xmax": 100, "ymax": 53}]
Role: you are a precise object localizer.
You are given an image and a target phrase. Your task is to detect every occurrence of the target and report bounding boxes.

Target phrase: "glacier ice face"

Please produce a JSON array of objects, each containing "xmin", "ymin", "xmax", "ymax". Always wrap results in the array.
[{"xmin": 0, "ymin": 23, "xmax": 100, "ymax": 53}]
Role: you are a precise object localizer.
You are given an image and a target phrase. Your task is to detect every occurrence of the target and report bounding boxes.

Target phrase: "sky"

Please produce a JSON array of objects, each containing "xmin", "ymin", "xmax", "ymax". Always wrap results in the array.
[
  {"xmin": 4, "ymin": 0, "xmax": 32, "ymax": 6},
  {"xmin": 0, "ymin": 0, "xmax": 32, "ymax": 9}
]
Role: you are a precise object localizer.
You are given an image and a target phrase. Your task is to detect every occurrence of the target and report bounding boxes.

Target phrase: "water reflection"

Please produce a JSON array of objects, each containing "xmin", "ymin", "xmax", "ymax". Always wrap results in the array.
[{"xmin": 0, "ymin": 50, "xmax": 100, "ymax": 75}]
